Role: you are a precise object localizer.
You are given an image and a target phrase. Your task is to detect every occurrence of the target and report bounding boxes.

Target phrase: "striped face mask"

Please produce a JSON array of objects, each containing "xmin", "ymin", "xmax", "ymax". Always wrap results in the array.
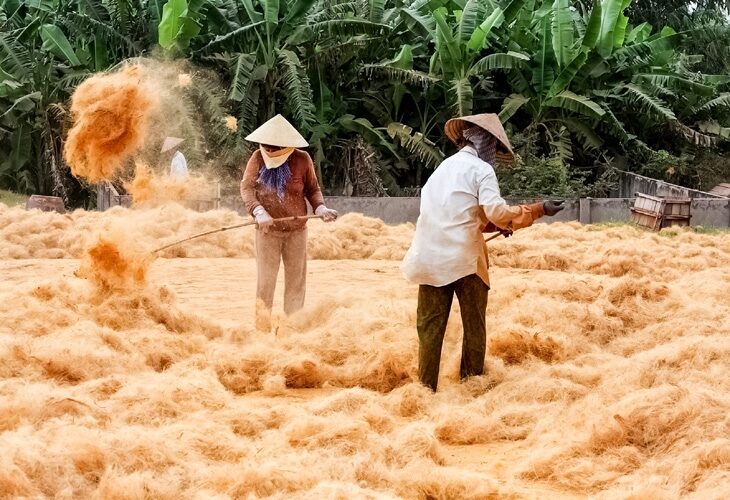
[
  {"xmin": 463, "ymin": 127, "xmax": 497, "ymax": 165},
  {"xmin": 260, "ymin": 145, "xmax": 295, "ymax": 169}
]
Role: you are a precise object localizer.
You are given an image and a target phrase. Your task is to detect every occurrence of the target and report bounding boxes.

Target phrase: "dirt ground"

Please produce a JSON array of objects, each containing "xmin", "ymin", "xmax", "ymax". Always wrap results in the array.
[{"xmin": 1, "ymin": 205, "xmax": 729, "ymax": 499}]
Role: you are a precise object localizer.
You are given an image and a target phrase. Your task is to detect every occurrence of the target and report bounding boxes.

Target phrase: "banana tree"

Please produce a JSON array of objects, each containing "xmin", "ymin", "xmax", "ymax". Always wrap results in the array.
[
  {"xmin": 358, "ymin": 0, "xmax": 530, "ymax": 181},
  {"xmin": 498, "ymin": 0, "xmax": 730, "ymax": 163},
  {"xmin": 374, "ymin": 0, "xmax": 530, "ymax": 117},
  {"xmin": 193, "ymin": 0, "xmax": 390, "ymax": 138},
  {"xmin": 360, "ymin": 43, "xmax": 445, "ymax": 184},
  {"xmin": 429, "ymin": 0, "xmax": 531, "ymax": 116}
]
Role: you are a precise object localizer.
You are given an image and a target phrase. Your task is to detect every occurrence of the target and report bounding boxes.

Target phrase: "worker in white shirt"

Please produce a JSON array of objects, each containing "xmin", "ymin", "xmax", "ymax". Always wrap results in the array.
[
  {"xmin": 161, "ymin": 137, "xmax": 188, "ymax": 178},
  {"xmin": 402, "ymin": 113, "xmax": 565, "ymax": 391}
]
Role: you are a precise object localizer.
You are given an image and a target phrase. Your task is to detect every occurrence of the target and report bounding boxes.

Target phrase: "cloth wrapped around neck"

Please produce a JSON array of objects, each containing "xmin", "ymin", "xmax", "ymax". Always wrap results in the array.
[
  {"xmin": 260, "ymin": 145, "xmax": 294, "ymax": 169},
  {"xmin": 258, "ymin": 147, "xmax": 294, "ymax": 199}
]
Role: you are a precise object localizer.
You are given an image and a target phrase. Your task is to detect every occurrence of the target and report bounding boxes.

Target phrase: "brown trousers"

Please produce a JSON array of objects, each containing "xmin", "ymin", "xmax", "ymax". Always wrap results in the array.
[
  {"xmin": 255, "ymin": 228, "xmax": 307, "ymax": 330},
  {"xmin": 417, "ymin": 274, "xmax": 489, "ymax": 391}
]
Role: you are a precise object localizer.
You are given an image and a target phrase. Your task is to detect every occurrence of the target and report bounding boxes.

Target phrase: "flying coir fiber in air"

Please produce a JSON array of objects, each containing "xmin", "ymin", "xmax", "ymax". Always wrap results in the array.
[
  {"xmin": 64, "ymin": 65, "xmax": 158, "ymax": 183},
  {"xmin": 74, "ymin": 229, "xmax": 152, "ymax": 293},
  {"xmin": 123, "ymin": 163, "xmax": 210, "ymax": 208}
]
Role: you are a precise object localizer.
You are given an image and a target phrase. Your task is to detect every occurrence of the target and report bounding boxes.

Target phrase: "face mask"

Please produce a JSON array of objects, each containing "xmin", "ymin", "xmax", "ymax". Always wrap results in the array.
[{"xmin": 260, "ymin": 145, "xmax": 295, "ymax": 169}]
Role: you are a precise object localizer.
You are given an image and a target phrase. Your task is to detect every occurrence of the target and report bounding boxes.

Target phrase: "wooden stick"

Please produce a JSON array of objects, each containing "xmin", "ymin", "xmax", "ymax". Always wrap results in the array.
[
  {"xmin": 152, "ymin": 214, "xmax": 323, "ymax": 254},
  {"xmin": 484, "ymin": 231, "xmax": 507, "ymax": 242}
]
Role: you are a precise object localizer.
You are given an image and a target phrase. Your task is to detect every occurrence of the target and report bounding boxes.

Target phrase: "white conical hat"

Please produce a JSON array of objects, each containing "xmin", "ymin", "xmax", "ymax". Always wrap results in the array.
[
  {"xmin": 245, "ymin": 114, "xmax": 308, "ymax": 148},
  {"xmin": 161, "ymin": 137, "xmax": 184, "ymax": 153}
]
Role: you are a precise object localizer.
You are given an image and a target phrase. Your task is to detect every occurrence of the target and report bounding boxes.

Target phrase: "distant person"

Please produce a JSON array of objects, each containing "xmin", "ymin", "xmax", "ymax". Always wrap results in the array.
[
  {"xmin": 402, "ymin": 113, "xmax": 565, "ymax": 391},
  {"xmin": 161, "ymin": 137, "xmax": 188, "ymax": 178},
  {"xmin": 240, "ymin": 114, "xmax": 338, "ymax": 331}
]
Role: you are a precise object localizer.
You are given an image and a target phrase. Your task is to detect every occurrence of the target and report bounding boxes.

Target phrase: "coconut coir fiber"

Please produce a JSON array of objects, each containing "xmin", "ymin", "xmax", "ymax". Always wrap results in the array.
[{"xmin": 1, "ymin": 204, "xmax": 729, "ymax": 498}]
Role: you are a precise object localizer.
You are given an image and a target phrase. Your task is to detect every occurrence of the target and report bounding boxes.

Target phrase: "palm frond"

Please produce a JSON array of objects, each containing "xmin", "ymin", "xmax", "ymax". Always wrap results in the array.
[
  {"xmin": 229, "ymin": 53, "xmax": 257, "ymax": 102},
  {"xmin": 561, "ymin": 117, "xmax": 603, "ymax": 150},
  {"xmin": 66, "ymin": 11, "xmax": 140, "ymax": 53},
  {"xmin": 466, "ymin": 8, "xmax": 504, "ymax": 53},
  {"xmin": 278, "ymin": 49, "xmax": 316, "ymax": 131},
  {"xmin": 285, "ymin": 0, "xmax": 318, "ymax": 23},
  {"xmin": 503, "ymin": 0, "xmax": 527, "ymax": 24},
  {"xmin": 77, "ymin": 0, "xmax": 112, "ymax": 22},
  {"xmin": 451, "ymin": 77, "xmax": 473, "ymax": 117},
  {"xmin": 387, "ymin": 122, "xmax": 444, "ymax": 169},
  {"xmin": 545, "ymin": 90, "xmax": 605, "ymax": 118},
  {"xmin": 367, "ymin": 0, "xmax": 386, "ymax": 23},
  {"xmin": 623, "ymin": 83, "xmax": 676, "ymax": 122},
  {"xmin": 310, "ymin": 19, "xmax": 389, "ymax": 39},
  {"xmin": 633, "ymin": 73, "xmax": 714, "ymax": 97},
  {"xmin": 237, "ymin": 84, "xmax": 261, "ymax": 138},
  {"xmin": 696, "ymin": 93, "xmax": 730, "ymax": 114},
  {"xmin": 612, "ymin": 33, "xmax": 680, "ymax": 70},
  {"xmin": 198, "ymin": 20, "xmax": 264, "ymax": 52},
  {"xmin": 361, "ymin": 64, "xmax": 439, "ymax": 88},
  {"xmin": 337, "ymin": 114, "xmax": 399, "ymax": 158},
  {"xmin": 108, "ymin": 0, "xmax": 135, "ymax": 32},
  {"xmin": 599, "ymin": 105, "xmax": 634, "ymax": 143},
  {"xmin": 399, "ymin": 5, "xmax": 435, "ymax": 38},
  {"xmin": 470, "ymin": 51, "xmax": 529, "ymax": 75},
  {"xmin": 581, "ymin": 0, "xmax": 601, "ymax": 48},
  {"xmin": 307, "ymin": 1, "xmax": 359, "ymax": 23},
  {"xmin": 550, "ymin": 126, "xmax": 573, "ymax": 162},
  {"xmin": 548, "ymin": 51, "xmax": 587, "ymax": 97},
  {"xmin": 0, "ymin": 31, "xmax": 32, "ymax": 79},
  {"xmin": 499, "ymin": 94, "xmax": 530, "ymax": 123}
]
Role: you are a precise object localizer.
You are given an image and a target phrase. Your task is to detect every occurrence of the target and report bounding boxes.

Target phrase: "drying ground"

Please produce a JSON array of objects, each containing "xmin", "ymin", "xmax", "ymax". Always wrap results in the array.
[{"xmin": 1, "ymin": 204, "xmax": 729, "ymax": 499}]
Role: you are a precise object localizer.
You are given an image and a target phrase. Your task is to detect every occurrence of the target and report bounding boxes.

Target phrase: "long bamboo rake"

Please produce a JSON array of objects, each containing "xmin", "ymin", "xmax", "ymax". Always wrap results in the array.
[
  {"xmin": 152, "ymin": 214, "xmax": 323, "ymax": 254},
  {"xmin": 152, "ymin": 214, "xmax": 505, "ymax": 254}
]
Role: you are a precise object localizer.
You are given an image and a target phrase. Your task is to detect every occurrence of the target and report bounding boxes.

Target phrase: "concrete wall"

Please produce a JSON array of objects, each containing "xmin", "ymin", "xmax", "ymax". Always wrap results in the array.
[
  {"xmin": 321, "ymin": 197, "xmax": 622, "ymax": 225},
  {"xmin": 155, "ymin": 195, "xmax": 730, "ymax": 228},
  {"xmin": 614, "ymin": 171, "xmax": 724, "ymax": 199},
  {"xmin": 691, "ymin": 198, "xmax": 730, "ymax": 227},
  {"xmin": 323, "ymin": 197, "xmax": 730, "ymax": 228},
  {"xmin": 581, "ymin": 198, "xmax": 634, "ymax": 224},
  {"xmin": 323, "ymin": 197, "xmax": 421, "ymax": 224}
]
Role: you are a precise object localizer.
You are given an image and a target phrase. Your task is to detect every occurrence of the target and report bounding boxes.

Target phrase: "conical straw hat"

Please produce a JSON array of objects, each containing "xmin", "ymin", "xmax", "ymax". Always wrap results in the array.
[
  {"xmin": 445, "ymin": 113, "xmax": 514, "ymax": 163},
  {"xmin": 245, "ymin": 114, "xmax": 308, "ymax": 148},
  {"xmin": 161, "ymin": 137, "xmax": 184, "ymax": 153}
]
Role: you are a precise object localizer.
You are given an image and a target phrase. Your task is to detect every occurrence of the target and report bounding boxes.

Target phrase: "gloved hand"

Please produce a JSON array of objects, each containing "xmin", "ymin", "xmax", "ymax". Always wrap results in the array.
[
  {"xmin": 543, "ymin": 200, "xmax": 565, "ymax": 216},
  {"xmin": 253, "ymin": 206, "xmax": 274, "ymax": 231},
  {"xmin": 315, "ymin": 205, "xmax": 338, "ymax": 222},
  {"xmin": 483, "ymin": 221, "xmax": 512, "ymax": 238}
]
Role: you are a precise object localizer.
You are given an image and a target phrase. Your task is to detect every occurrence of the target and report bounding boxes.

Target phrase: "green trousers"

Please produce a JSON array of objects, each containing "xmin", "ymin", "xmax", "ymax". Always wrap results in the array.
[{"xmin": 417, "ymin": 274, "xmax": 489, "ymax": 391}]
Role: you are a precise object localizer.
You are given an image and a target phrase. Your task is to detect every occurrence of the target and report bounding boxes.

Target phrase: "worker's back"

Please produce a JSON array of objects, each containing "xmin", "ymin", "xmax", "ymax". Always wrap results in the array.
[{"xmin": 402, "ymin": 150, "xmax": 491, "ymax": 287}]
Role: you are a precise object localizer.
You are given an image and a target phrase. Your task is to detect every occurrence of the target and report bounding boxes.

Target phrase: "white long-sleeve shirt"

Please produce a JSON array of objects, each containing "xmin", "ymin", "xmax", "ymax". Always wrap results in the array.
[
  {"xmin": 401, "ymin": 147, "xmax": 544, "ymax": 287},
  {"xmin": 170, "ymin": 151, "xmax": 188, "ymax": 178}
]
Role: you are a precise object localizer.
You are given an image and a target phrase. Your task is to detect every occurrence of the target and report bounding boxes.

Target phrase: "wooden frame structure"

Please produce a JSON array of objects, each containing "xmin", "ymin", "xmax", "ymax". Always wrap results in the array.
[{"xmin": 630, "ymin": 193, "xmax": 691, "ymax": 231}]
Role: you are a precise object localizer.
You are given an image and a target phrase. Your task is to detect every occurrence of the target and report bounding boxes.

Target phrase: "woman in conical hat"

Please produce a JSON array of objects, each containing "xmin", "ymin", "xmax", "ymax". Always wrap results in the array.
[
  {"xmin": 240, "ymin": 114, "xmax": 338, "ymax": 331},
  {"xmin": 401, "ymin": 113, "xmax": 565, "ymax": 391}
]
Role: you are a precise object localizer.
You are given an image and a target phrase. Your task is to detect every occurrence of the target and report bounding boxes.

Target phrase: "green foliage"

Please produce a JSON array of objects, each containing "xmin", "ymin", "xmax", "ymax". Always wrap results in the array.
[
  {"xmin": 3, "ymin": 0, "xmax": 730, "ymax": 203},
  {"xmin": 496, "ymin": 153, "xmax": 584, "ymax": 198},
  {"xmin": 0, "ymin": 189, "xmax": 28, "ymax": 206}
]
